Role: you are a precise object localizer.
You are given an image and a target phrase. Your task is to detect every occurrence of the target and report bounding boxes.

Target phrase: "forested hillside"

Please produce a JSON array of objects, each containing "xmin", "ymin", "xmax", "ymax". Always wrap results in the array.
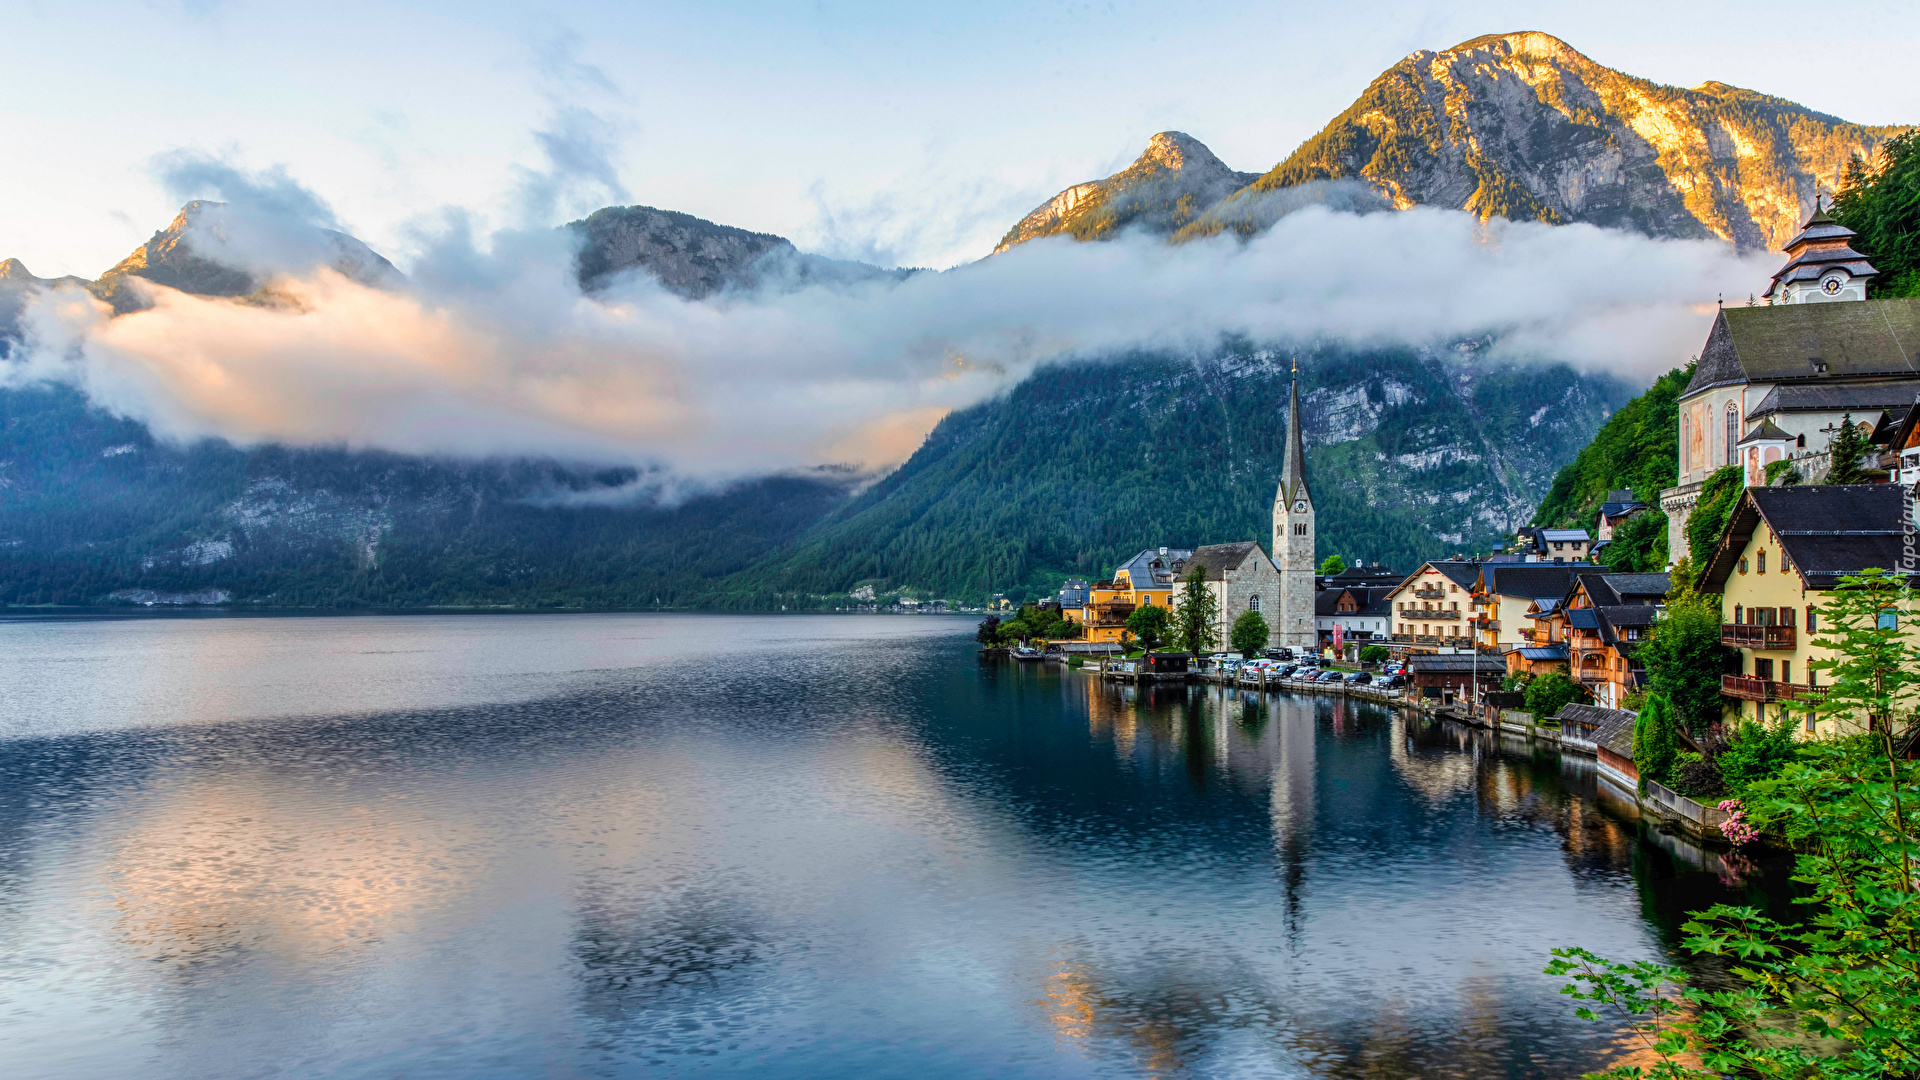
[
  {"xmin": 1530, "ymin": 365, "xmax": 1688, "ymax": 529},
  {"xmin": 732, "ymin": 347, "xmax": 1628, "ymax": 601},
  {"xmin": 0, "ymin": 385, "xmax": 854, "ymax": 608}
]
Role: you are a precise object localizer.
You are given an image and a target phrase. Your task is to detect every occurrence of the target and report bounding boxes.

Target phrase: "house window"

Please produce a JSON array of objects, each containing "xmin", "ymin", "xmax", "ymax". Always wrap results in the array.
[
  {"xmin": 1739, "ymin": 558, "xmax": 1749, "ymax": 574},
  {"xmin": 1248, "ymin": 595, "xmax": 1261, "ymax": 613},
  {"xmin": 1782, "ymin": 607, "xmax": 1796, "ymax": 628},
  {"xmin": 1755, "ymin": 658, "xmax": 1774, "ymax": 680},
  {"xmin": 1757, "ymin": 550, "xmax": 1766, "ymax": 573},
  {"xmin": 1726, "ymin": 404, "xmax": 1738, "ymax": 465},
  {"xmin": 1734, "ymin": 604, "xmax": 1743, "ymax": 623},
  {"xmin": 1782, "ymin": 660, "xmax": 1791, "ymax": 682},
  {"xmin": 1808, "ymin": 610, "xmax": 1818, "ymax": 632},
  {"xmin": 1781, "ymin": 550, "xmax": 1792, "ymax": 573}
]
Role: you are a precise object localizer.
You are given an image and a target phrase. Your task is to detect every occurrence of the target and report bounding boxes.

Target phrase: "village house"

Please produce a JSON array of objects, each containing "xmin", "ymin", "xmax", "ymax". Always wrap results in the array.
[
  {"xmin": 1179, "ymin": 541, "xmax": 1283, "ymax": 651},
  {"xmin": 1385, "ymin": 560, "xmax": 1482, "ymax": 655},
  {"xmin": 1660, "ymin": 207, "xmax": 1920, "ymax": 557},
  {"xmin": 1315, "ymin": 583, "xmax": 1394, "ymax": 653},
  {"xmin": 1561, "ymin": 572, "xmax": 1668, "ymax": 709},
  {"xmin": 1593, "ymin": 490, "xmax": 1647, "ymax": 542},
  {"xmin": 1072, "ymin": 547, "xmax": 1192, "ymax": 644},
  {"xmin": 1469, "ymin": 563, "xmax": 1587, "ymax": 652},
  {"xmin": 1700, "ymin": 485, "xmax": 1920, "ymax": 738}
]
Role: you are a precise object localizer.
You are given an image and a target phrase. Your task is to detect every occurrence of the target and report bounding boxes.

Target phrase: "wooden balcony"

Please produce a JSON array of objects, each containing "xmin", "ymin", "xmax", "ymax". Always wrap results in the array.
[
  {"xmin": 1400, "ymin": 609, "xmax": 1461, "ymax": 621},
  {"xmin": 1722, "ymin": 674, "xmax": 1828, "ymax": 703},
  {"xmin": 1412, "ymin": 587, "xmax": 1448, "ymax": 600},
  {"xmin": 1722, "ymin": 624, "xmax": 1796, "ymax": 650}
]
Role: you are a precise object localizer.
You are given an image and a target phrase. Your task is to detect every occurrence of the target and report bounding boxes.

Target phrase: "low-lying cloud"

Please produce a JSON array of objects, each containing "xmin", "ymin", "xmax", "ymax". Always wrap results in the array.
[{"xmin": 10, "ymin": 197, "xmax": 1774, "ymax": 478}]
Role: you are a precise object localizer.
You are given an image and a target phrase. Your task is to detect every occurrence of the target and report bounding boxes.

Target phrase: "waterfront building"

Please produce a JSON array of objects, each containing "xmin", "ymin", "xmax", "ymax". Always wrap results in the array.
[
  {"xmin": 1659, "ymin": 206, "xmax": 1920, "ymax": 559},
  {"xmin": 1385, "ymin": 560, "xmax": 1482, "ymax": 654},
  {"xmin": 1469, "ymin": 563, "xmax": 1589, "ymax": 652},
  {"xmin": 1315, "ymin": 584, "xmax": 1394, "ymax": 652},
  {"xmin": 1699, "ymin": 484, "xmax": 1920, "ymax": 738},
  {"xmin": 1180, "ymin": 542, "xmax": 1283, "ymax": 650},
  {"xmin": 1075, "ymin": 547, "xmax": 1193, "ymax": 644},
  {"xmin": 1271, "ymin": 377, "xmax": 1317, "ymax": 650},
  {"xmin": 1407, "ymin": 654, "xmax": 1502, "ymax": 705}
]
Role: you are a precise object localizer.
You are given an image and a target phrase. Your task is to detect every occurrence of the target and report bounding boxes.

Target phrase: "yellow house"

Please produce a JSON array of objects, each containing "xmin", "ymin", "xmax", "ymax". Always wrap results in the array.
[
  {"xmin": 1074, "ymin": 547, "xmax": 1190, "ymax": 644},
  {"xmin": 1700, "ymin": 484, "xmax": 1916, "ymax": 738}
]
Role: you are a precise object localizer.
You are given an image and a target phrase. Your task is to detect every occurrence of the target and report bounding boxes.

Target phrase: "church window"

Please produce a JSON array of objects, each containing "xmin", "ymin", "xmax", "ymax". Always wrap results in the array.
[
  {"xmin": 1292, "ymin": 523, "xmax": 1307, "ymax": 536},
  {"xmin": 1726, "ymin": 405, "xmax": 1738, "ymax": 465},
  {"xmin": 1249, "ymin": 595, "xmax": 1261, "ymax": 613}
]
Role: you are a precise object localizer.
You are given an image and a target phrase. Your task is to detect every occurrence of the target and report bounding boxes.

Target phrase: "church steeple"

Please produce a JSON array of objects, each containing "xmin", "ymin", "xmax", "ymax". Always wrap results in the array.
[
  {"xmin": 1764, "ymin": 198, "xmax": 1878, "ymax": 304},
  {"xmin": 1271, "ymin": 364, "xmax": 1316, "ymax": 650}
]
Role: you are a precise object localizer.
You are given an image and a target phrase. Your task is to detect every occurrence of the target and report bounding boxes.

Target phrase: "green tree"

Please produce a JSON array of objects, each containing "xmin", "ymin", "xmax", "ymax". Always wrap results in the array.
[
  {"xmin": 1806, "ymin": 568, "xmax": 1920, "ymax": 736},
  {"xmin": 1599, "ymin": 510, "xmax": 1669, "ymax": 573},
  {"xmin": 1125, "ymin": 603, "xmax": 1172, "ymax": 652},
  {"xmin": 1359, "ymin": 644, "xmax": 1389, "ymax": 665},
  {"xmin": 1230, "ymin": 609, "xmax": 1270, "ymax": 658},
  {"xmin": 1318, "ymin": 554, "xmax": 1346, "ymax": 574},
  {"xmin": 1763, "ymin": 458, "xmax": 1801, "ymax": 486},
  {"xmin": 1174, "ymin": 567, "xmax": 1220, "ymax": 654},
  {"xmin": 1532, "ymin": 366, "xmax": 1690, "ymax": 529},
  {"xmin": 1548, "ymin": 728, "xmax": 1920, "ymax": 1078},
  {"xmin": 1833, "ymin": 130, "xmax": 1920, "ymax": 299},
  {"xmin": 1524, "ymin": 670, "xmax": 1587, "ymax": 720},
  {"xmin": 1684, "ymin": 466, "xmax": 1745, "ymax": 574},
  {"xmin": 1639, "ymin": 560, "xmax": 1737, "ymax": 733},
  {"xmin": 1715, "ymin": 715, "xmax": 1799, "ymax": 796},
  {"xmin": 1630, "ymin": 693, "xmax": 1679, "ymax": 793},
  {"xmin": 1826, "ymin": 412, "xmax": 1875, "ymax": 485},
  {"xmin": 975, "ymin": 615, "xmax": 1002, "ymax": 646}
]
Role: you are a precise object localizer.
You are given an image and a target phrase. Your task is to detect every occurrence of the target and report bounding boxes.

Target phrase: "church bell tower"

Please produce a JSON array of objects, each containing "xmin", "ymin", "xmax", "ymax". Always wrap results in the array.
[{"xmin": 1272, "ymin": 370, "xmax": 1316, "ymax": 650}]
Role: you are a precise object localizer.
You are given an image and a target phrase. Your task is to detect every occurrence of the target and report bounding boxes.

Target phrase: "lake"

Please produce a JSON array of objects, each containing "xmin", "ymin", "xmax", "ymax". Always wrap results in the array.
[{"xmin": 0, "ymin": 613, "xmax": 1791, "ymax": 1078}]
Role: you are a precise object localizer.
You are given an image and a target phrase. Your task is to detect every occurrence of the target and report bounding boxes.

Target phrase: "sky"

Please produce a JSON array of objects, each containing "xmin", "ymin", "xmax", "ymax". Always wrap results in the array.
[{"xmin": 5, "ymin": 0, "xmax": 1919, "ymax": 278}]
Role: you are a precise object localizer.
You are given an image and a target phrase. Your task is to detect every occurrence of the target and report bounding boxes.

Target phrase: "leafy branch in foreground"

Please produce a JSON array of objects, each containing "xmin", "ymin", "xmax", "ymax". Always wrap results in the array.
[{"xmin": 1546, "ymin": 578, "xmax": 1920, "ymax": 1078}]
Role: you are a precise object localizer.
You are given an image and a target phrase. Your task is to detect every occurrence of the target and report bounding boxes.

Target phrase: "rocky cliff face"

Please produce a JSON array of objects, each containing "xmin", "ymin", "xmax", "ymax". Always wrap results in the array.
[
  {"xmin": 570, "ymin": 204, "xmax": 911, "ymax": 298},
  {"xmin": 1183, "ymin": 32, "xmax": 1907, "ymax": 251},
  {"xmin": 994, "ymin": 131, "xmax": 1259, "ymax": 252}
]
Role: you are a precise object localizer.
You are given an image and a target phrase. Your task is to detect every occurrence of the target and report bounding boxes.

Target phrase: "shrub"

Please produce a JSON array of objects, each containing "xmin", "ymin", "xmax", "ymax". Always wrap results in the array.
[
  {"xmin": 1524, "ymin": 670, "xmax": 1587, "ymax": 720},
  {"xmin": 1671, "ymin": 750, "xmax": 1726, "ymax": 800},
  {"xmin": 1716, "ymin": 717, "xmax": 1799, "ymax": 796}
]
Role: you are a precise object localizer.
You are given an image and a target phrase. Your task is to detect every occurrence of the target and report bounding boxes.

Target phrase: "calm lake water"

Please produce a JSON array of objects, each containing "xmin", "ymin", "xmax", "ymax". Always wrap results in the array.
[{"xmin": 0, "ymin": 613, "xmax": 1792, "ymax": 1079}]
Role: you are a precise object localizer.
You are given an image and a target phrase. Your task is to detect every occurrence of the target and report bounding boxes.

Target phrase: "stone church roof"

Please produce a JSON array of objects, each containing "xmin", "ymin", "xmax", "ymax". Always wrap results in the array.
[
  {"xmin": 1682, "ymin": 299, "xmax": 1920, "ymax": 399},
  {"xmin": 1185, "ymin": 541, "xmax": 1269, "ymax": 580}
]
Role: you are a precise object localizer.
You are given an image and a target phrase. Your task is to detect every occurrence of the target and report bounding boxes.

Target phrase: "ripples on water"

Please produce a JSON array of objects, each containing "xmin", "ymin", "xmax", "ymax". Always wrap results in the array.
[{"xmin": 0, "ymin": 613, "xmax": 1795, "ymax": 1079}]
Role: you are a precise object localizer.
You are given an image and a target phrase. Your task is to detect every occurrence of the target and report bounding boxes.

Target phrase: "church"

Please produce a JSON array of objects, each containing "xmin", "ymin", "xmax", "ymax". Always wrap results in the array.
[
  {"xmin": 1659, "ymin": 203, "xmax": 1920, "ymax": 556},
  {"xmin": 1061, "ymin": 373, "xmax": 1318, "ymax": 652}
]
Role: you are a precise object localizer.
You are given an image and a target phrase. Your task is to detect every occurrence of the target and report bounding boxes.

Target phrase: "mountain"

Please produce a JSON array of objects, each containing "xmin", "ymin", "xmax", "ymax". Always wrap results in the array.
[
  {"xmin": 0, "ymin": 260, "xmax": 90, "ymax": 354},
  {"xmin": 0, "ymin": 382, "xmax": 858, "ymax": 608},
  {"xmin": 571, "ymin": 205, "xmax": 913, "ymax": 298},
  {"xmin": 89, "ymin": 200, "xmax": 401, "ymax": 313},
  {"xmin": 729, "ymin": 345, "xmax": 1631, "ymax": 601},
  {"xmin": 1190, "ymin": 32, "xmax": 1907, "ymax": 251},
  {"xmin": 992, "ymin": 132, "xmax": 1260, "ymax": 253}
]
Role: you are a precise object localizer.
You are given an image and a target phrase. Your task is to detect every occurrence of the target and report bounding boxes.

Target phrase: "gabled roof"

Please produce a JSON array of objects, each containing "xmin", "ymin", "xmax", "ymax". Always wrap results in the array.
[
  {"xmin": 1576, "ymin": 572, "xmax": 1671, "ymax": 606},
  {"xmin": 1117, "ymin": 548, "xmax": 1194, "ymax": 588},
  {"xmin": 1394, "ymin": 560, "xmax": 1483, "ymax": 595},
  {"xmin": 1479, "ymin": 564, "xmax": 1581, "ymax": 600},
  {"xmin": 1185, "ymin": 541, "xmax": 1268, "ymax": 580},
  {"xmin": 1748, "ymin": 380, "xmax": 1920, "ymax": 419},
  {"xmin": 1701, "ymin": 485, "xmax": 1920, "ymax": 592},
  {"xmin": 1540, "ymin": 528, "xmax": 1591, "ymax": 543},
  {"xmin": 1598, "ymin": 500, "xmax": 1646, "ymax": 519},
  {"xmin": 1737, "ymin": 417, "xmax": 1795, "ymax": 445},
  {"xmin": 1683, "ymin": 300, "xmax": 1920, "ymax": 398},
  {"xmin": 1554, "ymin": 704, "xmax": 1637, "ymax": 758},
  {"xmin": 1566, "ymin": 608, "xmax": 1602, "ymax": 630}
]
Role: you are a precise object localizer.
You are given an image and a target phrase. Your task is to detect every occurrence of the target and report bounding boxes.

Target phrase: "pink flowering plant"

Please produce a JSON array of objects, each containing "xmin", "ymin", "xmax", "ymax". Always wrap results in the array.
[{"xmin": 1716, "ymin": 799, "xmax": 1758, "ymax": 846}]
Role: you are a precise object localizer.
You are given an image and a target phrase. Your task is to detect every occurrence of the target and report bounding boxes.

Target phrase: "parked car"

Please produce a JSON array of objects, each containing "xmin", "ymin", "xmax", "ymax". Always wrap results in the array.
[
  {"xmin": 1378, "ymin": 674, "xmax": 1406, "ymax": 689},
  {"xmin": 1344, "ymin": 671, "xmax": 1371, "ymax": 685}
]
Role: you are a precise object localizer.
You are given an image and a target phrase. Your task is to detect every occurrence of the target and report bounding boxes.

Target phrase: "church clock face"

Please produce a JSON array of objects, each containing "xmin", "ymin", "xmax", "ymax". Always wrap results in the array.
[
  {"xmin": 1292, "ymin": 500, "xmax": 1308, "ymax": 514},
  {"xmin": 1823, "ymin": 277, "xmax": 1843, "ymax": 295}
]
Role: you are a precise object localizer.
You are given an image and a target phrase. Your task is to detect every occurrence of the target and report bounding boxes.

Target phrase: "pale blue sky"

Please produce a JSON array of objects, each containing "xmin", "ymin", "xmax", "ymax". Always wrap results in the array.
[{"xmin": 6, "ymin": 0, "xmax": 1918, "ymax": 277}]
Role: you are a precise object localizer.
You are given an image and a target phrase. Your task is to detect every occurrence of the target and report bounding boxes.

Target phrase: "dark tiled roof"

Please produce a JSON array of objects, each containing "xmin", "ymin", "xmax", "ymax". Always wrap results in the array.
[
  {"xmin": 1737, "ymin": 417, "xmax": 1794, "ymax": 444},
  {"xmin": 1685, "ymin": 299, "xmax": 1920, "ymax": 398},
  {"xmin": 1555, "ymin": 704, "xmax": 1638, "ymax": 757},
  {"xmin": 1584, "ymin": 572, "xmax": 1671, "ymax": 604},
  {"xmin": 1518, "ymin": 645, "xmax": 1568, "ymax": 660},
  {"xmin": 1598, "ymin": 500, "xmax": 1646, "ymax": 518},
  {"xmin": 1540, "ymin": 528, "xmax": 1591, "ymax": 542},
  {"xmin": 1702, "ymin": 485, "xmax": 1920, "ymax": 591},
  {"xmin": 1481, "ymin": 564, "xmax": 1580, "ymax": 600},
  {"xmin": 1748, "ymin": 379, "xmax": 1920, "ymax": 418},
  {"xmin": 1409, "ymin": 655, "xmax": 1503, "ymax": 673},
  {"xmin": 1566, "ymin": 608, "xmax": 1602, "ymax": 629},
  {"xmin": 1185, "ymin": 541, "xmax": 1265, "ymax": 580}
]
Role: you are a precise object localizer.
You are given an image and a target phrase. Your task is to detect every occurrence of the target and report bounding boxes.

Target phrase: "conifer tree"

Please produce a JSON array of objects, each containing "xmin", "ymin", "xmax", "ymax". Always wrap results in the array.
[
  {"xmin": 1174, "ymin": 566, "xmax": 1220, "ymax": 654},
  {"xmin": 1826, "ymin": 412, "xmax": 1872, "ymax": 484}
]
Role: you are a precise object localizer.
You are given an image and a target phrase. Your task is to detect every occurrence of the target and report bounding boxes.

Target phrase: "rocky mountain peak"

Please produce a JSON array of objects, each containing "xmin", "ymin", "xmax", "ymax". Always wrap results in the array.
[
  {"xmin": 992, "ymin": 131, "xmax": 1258, "ymax": 254},
  {"xmin": 90, "ymin": 200, "xmax": 399, "ymax": 314},
  {"xmin": 0, "ymin": 258, "xmax": 37, "ymax": 283},
  {"xmin": 1185, "ymin": 30, "xmax": 1909, "ymax": 251}
]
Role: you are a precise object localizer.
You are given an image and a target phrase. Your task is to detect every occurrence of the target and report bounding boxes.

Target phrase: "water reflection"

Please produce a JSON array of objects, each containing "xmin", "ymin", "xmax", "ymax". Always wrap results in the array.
[{"xmin": 0, "ymin": 616, "xmax": 1793, "ymax": 1079}]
